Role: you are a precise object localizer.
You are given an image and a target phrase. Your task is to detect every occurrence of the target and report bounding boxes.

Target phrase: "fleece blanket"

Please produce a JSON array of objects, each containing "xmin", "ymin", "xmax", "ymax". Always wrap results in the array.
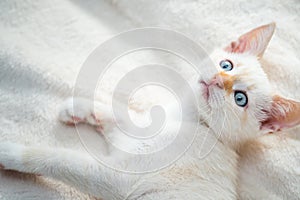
[{"xmin": 0, "ymin": 0, "xmax": 299, "ymax": 199}]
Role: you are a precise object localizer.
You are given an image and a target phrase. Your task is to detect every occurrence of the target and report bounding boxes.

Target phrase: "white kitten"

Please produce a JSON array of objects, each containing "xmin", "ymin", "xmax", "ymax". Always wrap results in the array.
[{"xmin": 1, "ymin": 23, "xmax": 300, "ymax": 199}]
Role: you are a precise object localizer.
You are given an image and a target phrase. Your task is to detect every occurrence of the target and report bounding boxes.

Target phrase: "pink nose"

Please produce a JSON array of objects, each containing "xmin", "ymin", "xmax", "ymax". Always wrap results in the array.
[{"xmin": 209, "ymin": 75, "xmax": 224, "ymax": 89}]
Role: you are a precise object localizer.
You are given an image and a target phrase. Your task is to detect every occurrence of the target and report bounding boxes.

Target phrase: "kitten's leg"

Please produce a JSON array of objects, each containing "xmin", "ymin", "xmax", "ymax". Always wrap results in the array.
[
  {"xmin": 0, "ymin": 142, "xmax": 137, "ymax": 199},
  {"xmin": 59, "ymin": 97, "xmax": 135, "ymax": 155},
  {"xmin": 59, "ymin": 97, "xmax": 115, "ymax": 133}
]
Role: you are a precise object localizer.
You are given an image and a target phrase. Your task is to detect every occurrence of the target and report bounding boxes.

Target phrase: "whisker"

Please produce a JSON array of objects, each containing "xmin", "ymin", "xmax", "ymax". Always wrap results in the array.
[{"xmin": 223, "ymin": 101, "xmax": 242, "ymax": 142}]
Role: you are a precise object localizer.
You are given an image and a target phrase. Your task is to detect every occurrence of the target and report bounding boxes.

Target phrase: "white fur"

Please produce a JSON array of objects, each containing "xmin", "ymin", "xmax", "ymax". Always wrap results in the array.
[
  {"xmin": 1, "ymin": 0, "xmax": 300, "ymax": 199},
  {"xmin": 0, "ymin": 142, "xmax": 24, "ymax": 171},
  {"xmin": 0, "ymin": 114, "xmax": 238, "ymax": 199},
  {"xmin": 0, "ymin": 45, "xmax": 292, "ymax": 200}
]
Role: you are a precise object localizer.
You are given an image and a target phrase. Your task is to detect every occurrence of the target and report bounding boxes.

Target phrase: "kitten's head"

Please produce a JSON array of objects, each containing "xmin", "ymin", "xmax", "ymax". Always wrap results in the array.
[{"xmin": 198, "ymin": 23, "xmax": 300, "ymax": 148}]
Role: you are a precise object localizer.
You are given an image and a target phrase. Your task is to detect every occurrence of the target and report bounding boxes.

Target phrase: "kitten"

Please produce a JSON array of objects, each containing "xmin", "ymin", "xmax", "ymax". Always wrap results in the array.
[{"xmin": 1, "ymin": 23, "xmax": 299, "ymax": 199}]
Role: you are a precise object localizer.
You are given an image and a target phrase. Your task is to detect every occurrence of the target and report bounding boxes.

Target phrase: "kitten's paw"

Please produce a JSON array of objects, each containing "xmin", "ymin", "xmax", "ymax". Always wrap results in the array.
[
  {"xmin": 58, "ymin": 98, "xmax": 89, "ymax": 125},
  {"xmin": 85, "ymin": 106, "xmax": 116, "ymax": 133},
  {"xmin": 59, "ymin": 97, "xmax": 115, "ymax": 133},
  {"xmin": 0, "ymin": 142, "xmax": 24, "ymax": 171}
]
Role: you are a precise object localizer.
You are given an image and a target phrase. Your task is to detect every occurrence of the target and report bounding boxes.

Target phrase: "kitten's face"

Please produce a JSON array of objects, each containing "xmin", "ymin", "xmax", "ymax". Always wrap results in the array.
[
  {"xmin": 199, "ymin": 50, "xmax": 271, "ymax": 146},
  {"xmin": 197, "ymin": 23, "xmax": 300, "ymax": 147}
]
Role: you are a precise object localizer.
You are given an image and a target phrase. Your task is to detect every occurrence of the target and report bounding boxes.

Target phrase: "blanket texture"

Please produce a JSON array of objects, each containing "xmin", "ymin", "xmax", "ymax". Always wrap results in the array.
[{"xmin": 0, "ymin": 0, "xmax": 299, "ymax": 199}]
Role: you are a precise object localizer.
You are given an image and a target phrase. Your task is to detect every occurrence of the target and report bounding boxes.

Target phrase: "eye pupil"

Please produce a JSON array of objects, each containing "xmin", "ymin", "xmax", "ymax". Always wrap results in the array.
[
  {"xmin": 234, "ymin": 91, "xmax": 248, "ymax": 107},
  {"xmin": 219, "ymin": 60, "xmax": 233, "ymax": 71}
]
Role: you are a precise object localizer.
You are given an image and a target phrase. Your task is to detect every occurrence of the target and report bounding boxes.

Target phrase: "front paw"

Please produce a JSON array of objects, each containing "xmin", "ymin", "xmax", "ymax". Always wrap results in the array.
[
  {"xmin": 0, "ymin": 142, "xmax": 24, "ymax": 171},
  {"xmin": 59, "ymin": 97, "xmax": 116, "ymax": 133},
  {"xmin": 58, "ymin": 98, "xmax": 89, "ymax": 125}
]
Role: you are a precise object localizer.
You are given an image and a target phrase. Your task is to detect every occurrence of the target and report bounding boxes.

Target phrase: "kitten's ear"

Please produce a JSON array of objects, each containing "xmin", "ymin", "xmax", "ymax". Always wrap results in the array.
[
  {"xmin": 260, "ymin": 95, "xmax": 300, "ymax": 132},
  {"xmin": 224, "ymin": 23, "xmax": 276, "ymax": 58}
]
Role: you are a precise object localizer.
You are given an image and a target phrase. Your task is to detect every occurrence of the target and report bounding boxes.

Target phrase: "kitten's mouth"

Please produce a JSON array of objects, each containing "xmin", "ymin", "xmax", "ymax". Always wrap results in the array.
[{"xmin": 199, "ymin": 80, "xmax": 209, "ymax": 101}]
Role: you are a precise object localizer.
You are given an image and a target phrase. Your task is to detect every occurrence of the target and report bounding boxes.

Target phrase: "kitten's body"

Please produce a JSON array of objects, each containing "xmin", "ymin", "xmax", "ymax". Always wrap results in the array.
[
  {"xmin": 1, "ymin": 80, "xmax": 238, "ymax": 199},
  {"xmin": 0, "ymin": 100, "xmax": 238, "ymax": 199},
  {"xmin": 1, "ymin": 23, "xmax": 300, "ymax": 199}
]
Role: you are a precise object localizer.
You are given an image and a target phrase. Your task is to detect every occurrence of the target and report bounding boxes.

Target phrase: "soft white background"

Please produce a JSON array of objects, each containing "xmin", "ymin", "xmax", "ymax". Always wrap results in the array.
[{"xmin": 0, "ymin": 0, "xmax": 299, "ymax": 199}]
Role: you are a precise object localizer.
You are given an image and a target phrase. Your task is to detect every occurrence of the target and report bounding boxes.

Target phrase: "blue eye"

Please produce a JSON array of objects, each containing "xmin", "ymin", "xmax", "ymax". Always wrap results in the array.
[
  {"xmin": 234, "ymin": 91, "xmax": 248, "ymax": 107},
  {"xmin": 220, "ymin": 60, "xmax": 233, "ymax": 71}
]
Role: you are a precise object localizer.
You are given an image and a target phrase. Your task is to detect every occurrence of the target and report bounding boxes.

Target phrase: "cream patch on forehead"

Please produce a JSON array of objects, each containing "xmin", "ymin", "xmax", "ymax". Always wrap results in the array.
[
  {"xmin": 218, "ymin": 71, "xmax": 254, "ymax": 95},
  {"xmin": 217, "ymin": 72, "xmax": 236, "ymax": 94}
]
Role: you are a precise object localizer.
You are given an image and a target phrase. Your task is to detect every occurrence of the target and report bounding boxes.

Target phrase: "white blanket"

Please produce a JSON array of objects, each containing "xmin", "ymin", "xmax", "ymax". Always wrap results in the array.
[{"xmin": 0, "ymin": 0, "xmax": 300, "ymax": 199}]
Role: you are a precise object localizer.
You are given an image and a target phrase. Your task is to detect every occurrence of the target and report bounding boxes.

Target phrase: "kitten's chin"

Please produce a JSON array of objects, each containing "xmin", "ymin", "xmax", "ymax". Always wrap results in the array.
[
  {"xmin": 217, "ymin": 130, "xmax": 264, "ymax": 151},
  {"xmin": 220, "ymin": 138, "xmax": 245, "ymax": 150}
]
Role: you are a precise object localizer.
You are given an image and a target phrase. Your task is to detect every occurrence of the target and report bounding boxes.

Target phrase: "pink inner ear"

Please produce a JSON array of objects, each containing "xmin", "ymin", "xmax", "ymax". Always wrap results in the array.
[
  {"xmin": 225, "ymin": 38, "xmax": 248, "ymax": 54},
  {"xmin": 224, "ymin": 23, "xmax": 275, "ymax": 57},
  {"xmin": 260, "ymin": 95, "xmax": 300, "ymax": 132}
]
